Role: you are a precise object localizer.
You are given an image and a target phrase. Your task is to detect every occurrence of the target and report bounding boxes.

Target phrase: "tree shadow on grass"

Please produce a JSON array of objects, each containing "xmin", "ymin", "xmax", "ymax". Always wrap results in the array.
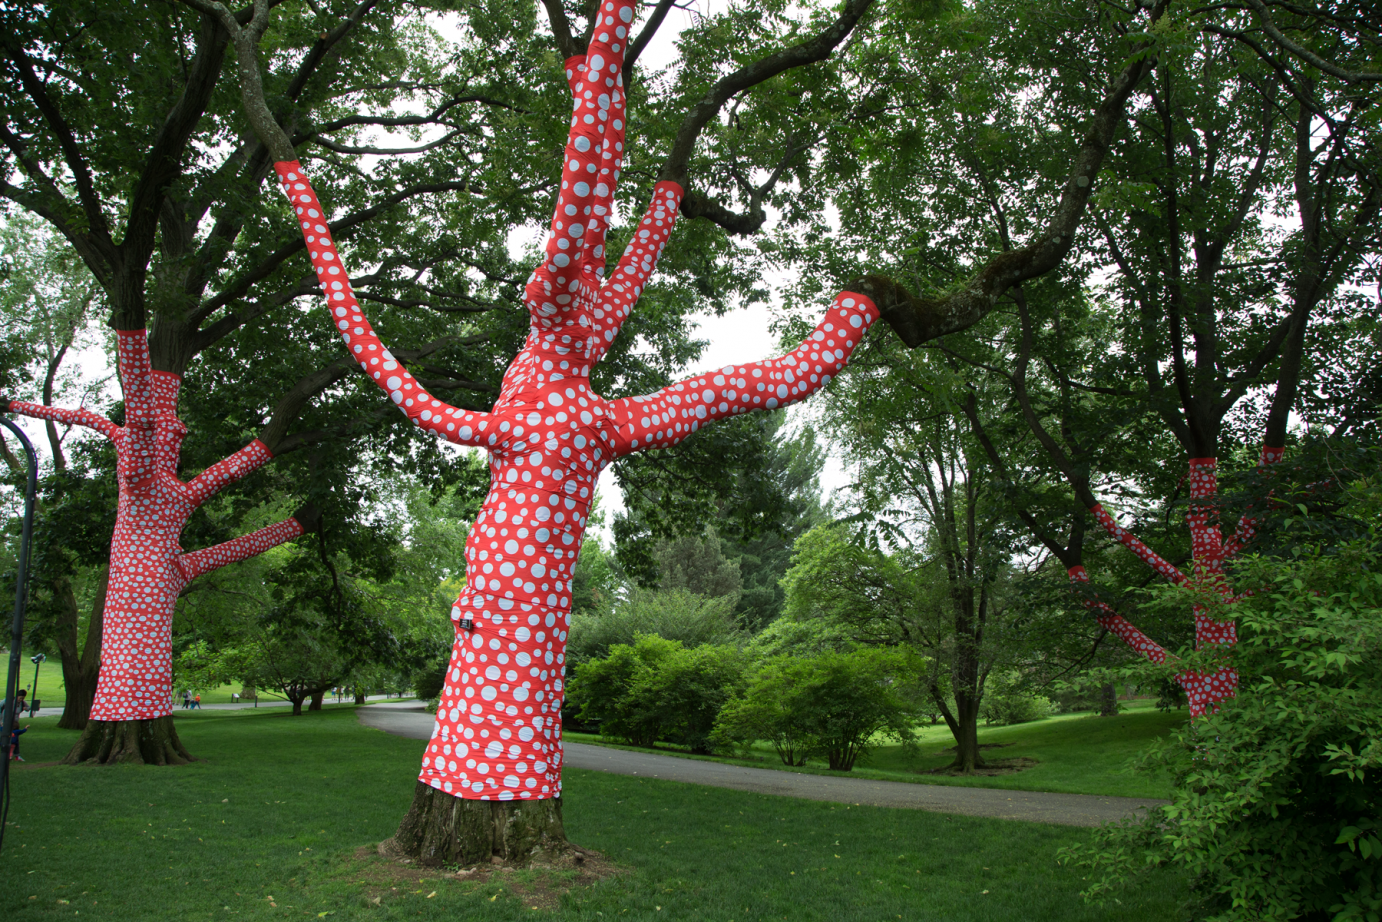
[{"xmin": 920, "ymin": 744, "xmax": 1042, "ymax": 776}]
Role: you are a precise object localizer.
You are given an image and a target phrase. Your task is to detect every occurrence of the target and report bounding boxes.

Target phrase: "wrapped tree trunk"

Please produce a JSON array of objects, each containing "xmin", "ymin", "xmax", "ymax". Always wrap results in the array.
[
  {"xmin": 9, "ymin": 333, "xmax": 313, "ymax": 765},
  {"xmin": 1068, "ymin": 449, "xmax": 1283, "ymax": 716},
  {"xmin": 244, "ymin": 0, "xmax": 881, "ymax": 864}
]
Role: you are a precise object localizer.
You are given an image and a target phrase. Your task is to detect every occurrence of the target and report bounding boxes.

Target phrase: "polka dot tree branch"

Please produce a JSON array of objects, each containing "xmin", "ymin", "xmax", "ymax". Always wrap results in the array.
[
  {"xmin": 275, "ymin": 0, "xmax": 880, "ymax": 802},
  {"xmin": 6, "ymin": 332, "xmax": 312, "ymax": 721},
  {"xmin": 1084, "ymin": 449, "xmax": 1284, "ymax": 717}
]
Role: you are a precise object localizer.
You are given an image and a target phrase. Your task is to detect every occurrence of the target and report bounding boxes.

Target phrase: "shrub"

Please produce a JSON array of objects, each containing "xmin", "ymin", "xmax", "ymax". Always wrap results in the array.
[
  {"xmin": 566, "ymin": 634, "xmax": 680, "ymax": 746},
  {"xmin": 980, "ymin": 689, "xmax": 1054, "ymax": 725},
  {"xmin": 980, "ymin": 674, "xmax": 1054, "ymax": 725},
  {"xmin": 565, "ymin": 635, "xmax": 746, "ymax": 751},
  {"xmin": 566, "ymin": 587, "xmax": 741, "ymax": 664},
  {"xmin": 713, "ymin": 648, "xmax": 918, "ymax": 770},
  {"xmin": 744, "ymin": 616, "xmax": 856, "ymax": 658},
  {"xmin": 633, "ymin": 643, "xmax": 747, "ymax": 753},
  {"xmin": 1060, "ymin": 480, "xmax": 1382, "ymax": 921}
]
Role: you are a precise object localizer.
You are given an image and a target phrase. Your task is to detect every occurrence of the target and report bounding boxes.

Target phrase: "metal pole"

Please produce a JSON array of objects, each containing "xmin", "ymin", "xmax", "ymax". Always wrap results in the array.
[
  {"xmin": 29, "ymin": 653, "xmax": 44, "ymax": 716},
  {"xmin": 0, "ymin": 418, "xmax": 38, "ymax": 854}
]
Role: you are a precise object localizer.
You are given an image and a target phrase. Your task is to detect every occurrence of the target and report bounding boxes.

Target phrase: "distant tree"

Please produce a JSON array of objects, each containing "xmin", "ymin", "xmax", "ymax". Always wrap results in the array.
[
  {"xmin": 615, "ymin": 411, "xmax": 826, "ymax": 630},
  {"xmin": 654, "ymin": 528, "xmax": 743, "ymax": 603},
  {"xmin": 567, "ymin": 587, "xmax": 741, "ymax": 665}
]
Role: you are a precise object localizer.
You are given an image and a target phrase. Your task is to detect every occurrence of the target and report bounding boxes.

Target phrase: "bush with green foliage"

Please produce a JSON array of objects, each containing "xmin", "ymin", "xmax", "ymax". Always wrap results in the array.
[
  {"xmin": 628, "ymin": 642, "xmax": 748, "ymax": 753},
  {"xmin": 980, "ymin": 684, "xmax": 1055, "ymax": 726},
  {"xmin": 566, "ymin": 635, "xmax": 746, "ymax": 752},
  {"xmin": 566, "ymin": 587, "xmax": 741, "ymax": 664},
  {"xmin": 744, "ymin": 615, "xmax": 856, "ymax": 659},
  {"xmin": 1060, "ymin": 480, "xmax": 1382, "ymax": 921},
  {"xmin": 713, "ymin": 648, "xmax": 919, "ymax": 770}
]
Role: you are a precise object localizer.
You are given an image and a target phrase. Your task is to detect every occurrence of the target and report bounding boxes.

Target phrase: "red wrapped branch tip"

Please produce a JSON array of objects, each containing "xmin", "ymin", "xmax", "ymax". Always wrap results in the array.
[{"xmin": 1090, "ymin": 504, "xmax": 1190, "ymax": 585}]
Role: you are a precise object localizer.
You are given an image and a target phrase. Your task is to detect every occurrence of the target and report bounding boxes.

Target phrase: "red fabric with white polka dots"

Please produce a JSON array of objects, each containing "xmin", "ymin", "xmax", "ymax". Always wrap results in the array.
[
  {"xmin": 275, "ymin": 0, "xmax": 882, "ymax": 801},
  {"xmin": 1084, "ymin": 450, "xmax": 1283, "ymax": 716},
  {"xmin": 8, "ymin": 332, "xmax": 306, "ymax": 720}
]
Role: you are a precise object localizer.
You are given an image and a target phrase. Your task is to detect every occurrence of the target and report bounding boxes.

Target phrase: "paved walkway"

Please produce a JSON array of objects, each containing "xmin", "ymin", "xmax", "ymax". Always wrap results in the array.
[
  {"xmin": 356, "ymin": 703, "xmax": 1166, "ymax": 828},
  {"xmin": 20, "ymin": 694, "xmax": 415, "ymax": 720}
]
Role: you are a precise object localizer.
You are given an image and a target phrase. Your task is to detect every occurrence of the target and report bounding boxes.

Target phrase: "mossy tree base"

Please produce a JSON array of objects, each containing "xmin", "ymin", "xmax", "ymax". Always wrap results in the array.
[
  {"xmin": 61, "ymin": 715, "xmax": 193, "ymax": 766},
  {"xmin": 381, "ymin": 781, "xmax": 579, "ymax": 868}
]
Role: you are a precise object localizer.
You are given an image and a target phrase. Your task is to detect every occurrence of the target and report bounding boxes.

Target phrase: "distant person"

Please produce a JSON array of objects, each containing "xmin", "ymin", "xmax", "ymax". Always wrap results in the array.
[
  {"xmin": 8, "ymin": 722, "xmax": 28, "ymax": 762},
  {"xmin": 182, "ymin": 690, "xmax": 192, "ymax": 709},
  {"xmin": 2, "ymin": 688, "xmax": 27, "ymax": 728},
  {"xmin": 193, "ymin": 694, "xmax": 202, "ymax": 710}
]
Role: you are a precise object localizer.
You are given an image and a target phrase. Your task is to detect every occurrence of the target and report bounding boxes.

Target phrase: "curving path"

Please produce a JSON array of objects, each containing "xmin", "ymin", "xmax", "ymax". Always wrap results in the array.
[{"xmin": 358, "ymin": 703, "xmax": 1166, "ymax": 828}]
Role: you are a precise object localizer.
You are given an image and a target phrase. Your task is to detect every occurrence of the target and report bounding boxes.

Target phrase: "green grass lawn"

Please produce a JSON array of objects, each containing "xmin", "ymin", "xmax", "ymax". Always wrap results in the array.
[
  {"xmin": 566, "ymin": 703, "xmax": 1184, "ymax": 800},
  {"xmin": 0, "ymin": 708, "xmax": 1185, "ymax": 921}
]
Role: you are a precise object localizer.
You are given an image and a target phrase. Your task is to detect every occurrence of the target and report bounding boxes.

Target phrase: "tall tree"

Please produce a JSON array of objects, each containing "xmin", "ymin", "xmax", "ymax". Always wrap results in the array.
[
  {"xmin": 813, "ymin": 354, "xmax": 1023, "ymax": 771},
  {"xmin": 614, "ymin": 410, "xmax": 827, "ymax": 628},
  {"xmin": 0, "ymin": 0, "xmax": 570, "ymax": 761},
  {"xmin": 799, "ymin": 0, "xmax": 1378, "ymax": 714},
  {"xmin": 214, "ymin": 0, "xmax": 886, "ymax": 864},
  {"xmin": 0, "ymin": 215, "xmax": 112, "ymax": 728}
]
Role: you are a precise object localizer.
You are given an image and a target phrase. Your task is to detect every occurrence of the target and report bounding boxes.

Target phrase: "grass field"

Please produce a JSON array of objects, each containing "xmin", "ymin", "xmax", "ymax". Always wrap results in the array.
[
  {"xmin": 0, "ymin": 707, "xmax": 1185, "ymax": 921},
  {"xmin": 567, "ymin": 702, "xmax": 1184, "ymax": 800}
]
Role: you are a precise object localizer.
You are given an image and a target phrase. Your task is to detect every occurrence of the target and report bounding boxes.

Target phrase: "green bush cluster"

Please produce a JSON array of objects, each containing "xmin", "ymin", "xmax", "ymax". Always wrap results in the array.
[
  {"xmin": 980, "ymin": 687, "xmax": 1055, "ymax": 726},
  {"xmin": 566, "ymin": 588, "xmax": 742, "ymax": 665},
  {"xmin": 567, "ymin": 638, "xmax": 920, "ymax": 771},
  {"xmin": 713, "ymin": 648, "xmax": 919, "ymax": 770},
  {"xmin": 1061, "ymin": 481, "xmax": 1382, "ymax": 920},
  {"xmin": 565, "ymin": 635, "xmax": 747, "ymax": 752}
]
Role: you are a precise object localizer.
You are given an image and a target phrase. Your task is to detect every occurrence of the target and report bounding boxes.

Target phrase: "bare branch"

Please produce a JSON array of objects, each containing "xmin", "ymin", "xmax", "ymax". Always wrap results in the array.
[
  {"xmin": 540, "ymin": 0, "xmax": 582, "ymax": 60},
  {"xmin": 189, "ymin": 178, "xmax": 490, "ymax": 333},
  {"xmin": 0, "ymin": 39, "xmax": 113, "ymax": 248},
  {"xmin": 307, "ymin": 128, "xmax": 467, "ymax": 156},
  {"xmin": 1240, "ymin": 0, "xmax": 1381, "ymax": 83},
  {"xmin": 623, "ymin": 0, "xmax": 677, "ymax": 79},
  {"xmin": 662, "ymin": 0, "xmax": 878, "ymax": 234},
  {"xmin": 256, "ymin": 356, "xmax": 359, "ymax": 454},
  {"xmin": 120, "ymin": 9, "xmax": 231, "ymax": 290}
]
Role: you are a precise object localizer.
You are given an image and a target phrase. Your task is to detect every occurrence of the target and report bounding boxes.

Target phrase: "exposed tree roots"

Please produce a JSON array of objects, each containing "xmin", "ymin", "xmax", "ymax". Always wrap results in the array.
[
  {"xmin": 381, "ymin": 781, "xmax": 587, "ymax": 868},
  {"xmin": 61, "ymin": 715, "xmax": 193, "ymax": 766}
]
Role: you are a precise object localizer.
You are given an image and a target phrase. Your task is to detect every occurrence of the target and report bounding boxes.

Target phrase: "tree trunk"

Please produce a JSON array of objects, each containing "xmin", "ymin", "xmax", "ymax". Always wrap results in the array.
[
  {"xmin": 61, "ymin": 715, "xmax": 192, "ymax": 765},
  {"xmin": 309, "ymin": 690, "xmax": 325, "ymax": 711},
  {"xmin": 55, "ymin": 570, "xmax": 107, "ymax": 731},
  {"xmin": 931, "ymin": 683, "xmax": 986, "ymax": 772},
  {"xmin": 1099, "ymin": 682, "xmax": 1118, "ymax": 717},
  {"xmin": 354, "ymin": 692, "xmax": 367, "ymax": 704},
  {"xmin": 382, "ymin": 781, "xmax": 579, "ymax": 868},
  {"xmin": 949, "ymin": 698, "xmax": 985, "ymax": 772},
  {"xmin": 290, "ymin": 694, "xmax": 306, "ymax": 715}
]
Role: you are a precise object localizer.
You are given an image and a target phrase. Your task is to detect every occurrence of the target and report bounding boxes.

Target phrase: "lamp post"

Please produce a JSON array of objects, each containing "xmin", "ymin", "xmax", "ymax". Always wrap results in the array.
[{"xmin": 28, "ymin": 653, "xmax": 44, "ymax": 716}]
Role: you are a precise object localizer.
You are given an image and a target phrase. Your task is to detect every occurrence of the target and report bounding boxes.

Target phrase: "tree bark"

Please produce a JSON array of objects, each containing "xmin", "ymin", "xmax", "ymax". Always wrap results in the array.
[
  {"xmin": 949, "ymin": 691, "xmax": 985, "ymax": 772},
  {"xmin": 309, "ymin": 689, "xmax": 325, "ymax": 711},
  {"xmin": 382, "ymin": 781, "xmax": 579, "ymax": 868},
  {"xmin": 354, "ymin": 691, "xmax": 367, "ymax": 704},
  {"xmin": 930, "ymin": 684, "xmax": 986, "ymax": 773},
  {"xmin": 290, "ymin": 694, "xmax": 306, "ymax": 715},
  {"xmin": 61, "ymin": 715, "xmax": 192, "ymax": 765},
  {"xmin": 55, "ymin": 570, "xmax": 107, "ymax": 731},
  {"xmin": 1099, "ymin": 682, "xmax": 1119, "ymax": 717}
]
